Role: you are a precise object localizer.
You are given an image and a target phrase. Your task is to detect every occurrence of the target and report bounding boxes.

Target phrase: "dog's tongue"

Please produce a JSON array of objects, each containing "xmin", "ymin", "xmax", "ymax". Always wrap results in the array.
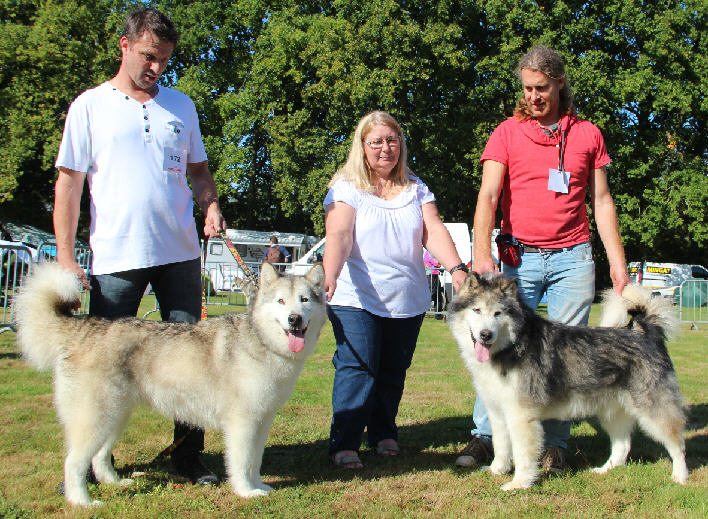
[
  {"xmin": 474, "ymin": 341, "xmax": 490, "ymax": 363},
  {"xmin": 287, "ymin": 330, "xmax": 305, "ymax": 353}
]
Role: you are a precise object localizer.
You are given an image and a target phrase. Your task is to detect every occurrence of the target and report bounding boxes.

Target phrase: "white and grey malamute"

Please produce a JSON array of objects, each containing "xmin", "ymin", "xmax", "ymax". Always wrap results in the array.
[
  {"xmin": 448, "ymin": 272, "xmax": 688, "ymax": 491},
  {"xmin": 14, "ymin": 262, "xmax": 326, "ymax": 506}
]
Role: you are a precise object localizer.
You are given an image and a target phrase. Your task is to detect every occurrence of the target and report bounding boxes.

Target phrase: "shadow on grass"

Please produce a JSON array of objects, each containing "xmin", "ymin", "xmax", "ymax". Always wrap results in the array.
[
  {"xmin": 109, "ymin": 405, "xmax": 707, "ymax": 495},
  {"xmin": 569, "ymin": 405, "xmax": 707, "ymax": 472},
  {"xmin": 0, "ymin": 351, "xmax": 20, "ymax": 360}
]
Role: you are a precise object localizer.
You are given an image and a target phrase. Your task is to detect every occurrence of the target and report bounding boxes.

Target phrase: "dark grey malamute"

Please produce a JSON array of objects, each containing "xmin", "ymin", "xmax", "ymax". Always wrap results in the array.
[{"xmin": 448, "ymin": 272, "xmax": 688, "ymax": 490}]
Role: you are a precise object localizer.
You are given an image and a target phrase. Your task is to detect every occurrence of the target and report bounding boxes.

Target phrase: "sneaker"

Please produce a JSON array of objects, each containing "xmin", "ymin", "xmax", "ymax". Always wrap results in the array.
[
  {"xmin": 540, "ymin": 446, "xmax": 567, "ymax": 474},
  {"xmin": 455, "ymin": 437, "xmax": 493, "ymax": 467},
  {"xmin": 172, "ymin": 454, "xmax": 219, "ymax": 485}
]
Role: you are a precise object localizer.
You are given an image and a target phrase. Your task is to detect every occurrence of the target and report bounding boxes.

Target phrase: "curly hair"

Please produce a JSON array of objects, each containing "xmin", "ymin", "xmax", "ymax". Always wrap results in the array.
[{"xmin": 513, "ymin": 46, "xmax": 575, "ymax": 121}]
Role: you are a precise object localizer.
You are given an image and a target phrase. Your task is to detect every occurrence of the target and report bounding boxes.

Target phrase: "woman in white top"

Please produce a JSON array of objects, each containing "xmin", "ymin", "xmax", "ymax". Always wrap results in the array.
[{"xmin": 324, "ymin": 111, "xmax": 468, "ymax": 469}]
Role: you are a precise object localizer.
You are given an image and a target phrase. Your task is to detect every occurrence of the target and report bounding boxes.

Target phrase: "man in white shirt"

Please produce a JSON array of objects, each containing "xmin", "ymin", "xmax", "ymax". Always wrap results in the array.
[{"xmin": 54, "ymin": 7, "xmax": 225, "ymax": 486}]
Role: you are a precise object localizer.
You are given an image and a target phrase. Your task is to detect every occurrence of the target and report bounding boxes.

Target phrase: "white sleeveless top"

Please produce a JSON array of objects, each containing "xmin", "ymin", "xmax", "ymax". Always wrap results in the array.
[{"xmin": 323, "ymin": 176, "xmax": 434, "ymax": 317}]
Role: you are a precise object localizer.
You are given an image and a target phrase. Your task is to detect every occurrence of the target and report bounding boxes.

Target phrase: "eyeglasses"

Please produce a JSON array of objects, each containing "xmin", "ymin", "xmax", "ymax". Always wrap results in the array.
[{"xmin": 365, "ymin": 136, "xmax": 401, "ymax": 150}]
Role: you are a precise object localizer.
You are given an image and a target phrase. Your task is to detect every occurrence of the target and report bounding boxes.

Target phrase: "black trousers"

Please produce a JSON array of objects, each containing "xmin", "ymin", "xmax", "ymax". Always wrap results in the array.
[{"xmin": 89, "ymin": 258, "xmax": 205, "ymax": 459}]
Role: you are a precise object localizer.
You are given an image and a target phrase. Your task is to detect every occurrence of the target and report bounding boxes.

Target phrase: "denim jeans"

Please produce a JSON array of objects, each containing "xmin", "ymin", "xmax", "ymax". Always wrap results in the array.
[
  {"xmin": 471, "ymin": 241, "xmax": 595, "ymax": 448},
  {"xmin": 328, "ymin": 305, "xmax": 424, "ymax": 454},
  {"xmin": 89, "ymin": 258, "xmax": 205, "ymax": 459}
]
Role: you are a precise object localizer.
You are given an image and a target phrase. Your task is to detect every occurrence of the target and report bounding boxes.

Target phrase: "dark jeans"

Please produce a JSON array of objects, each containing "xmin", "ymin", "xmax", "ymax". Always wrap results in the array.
[
  {"xmin": 327, "ymin": 305, "xmax": 424, "ymax": 454},
  {"xmin": 89, "ymin": 258, "xmax": 205, "ymax": 460}
]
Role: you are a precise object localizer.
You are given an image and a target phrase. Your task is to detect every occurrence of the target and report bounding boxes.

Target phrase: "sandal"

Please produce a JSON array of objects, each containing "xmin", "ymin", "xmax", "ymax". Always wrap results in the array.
[
  {"xmin": 331, "ymin": 450, "xmax": 363, "ymax": 469},
  {"xmin": 376, "ymin": 440, "xmax": 400, "ymax": 457}
]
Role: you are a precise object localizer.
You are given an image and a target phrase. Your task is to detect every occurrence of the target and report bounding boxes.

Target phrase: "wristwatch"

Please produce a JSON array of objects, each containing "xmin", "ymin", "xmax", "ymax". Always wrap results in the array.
[{"xmin": 449, "ymin": 263, "xmax": 469, "ymax": 274}]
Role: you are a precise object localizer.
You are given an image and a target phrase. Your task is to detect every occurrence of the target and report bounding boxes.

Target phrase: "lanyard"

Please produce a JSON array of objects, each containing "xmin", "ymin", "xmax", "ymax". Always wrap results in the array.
[
  {"xmin": 558, "ymin": 127, "xmax": 566, "ymax": 172},
  {"xmin": 540, "ymin": 120, "xmax": 567, "ymax": 171}
]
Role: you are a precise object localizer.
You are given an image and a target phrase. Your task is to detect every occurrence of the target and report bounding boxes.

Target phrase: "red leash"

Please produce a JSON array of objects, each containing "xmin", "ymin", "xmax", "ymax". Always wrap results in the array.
[{"xmin": 219, "ymin": 232, "xmax": 259, "ymax": 286}]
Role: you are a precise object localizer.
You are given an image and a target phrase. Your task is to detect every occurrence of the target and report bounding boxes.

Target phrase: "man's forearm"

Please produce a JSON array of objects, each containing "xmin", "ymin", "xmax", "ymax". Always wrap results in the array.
[{"xmin": 53, "ymin": 169, "xmax": 84, "ymax": 266}]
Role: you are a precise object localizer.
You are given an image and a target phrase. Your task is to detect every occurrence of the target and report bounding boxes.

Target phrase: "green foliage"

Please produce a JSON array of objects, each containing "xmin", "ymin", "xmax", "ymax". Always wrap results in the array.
[{"xmin": 1, "ymin": 0, "xmax": 706, "ymax": 268}]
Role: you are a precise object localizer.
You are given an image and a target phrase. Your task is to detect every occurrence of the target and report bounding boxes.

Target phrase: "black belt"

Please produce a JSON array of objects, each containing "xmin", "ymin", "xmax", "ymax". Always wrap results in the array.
[{"xmin": 521, "ymin": 244, "xmax": 571, "ymax": 254}]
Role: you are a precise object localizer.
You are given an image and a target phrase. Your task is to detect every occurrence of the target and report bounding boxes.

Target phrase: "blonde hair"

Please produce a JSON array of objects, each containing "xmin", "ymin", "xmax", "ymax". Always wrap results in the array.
[
  {"xmin": 328, "ymin": 111, "xmax": 413, "ymax": 192},
  {"xmin": 513, "ymin": 46, "xmax": 576, "ymax": 121}
]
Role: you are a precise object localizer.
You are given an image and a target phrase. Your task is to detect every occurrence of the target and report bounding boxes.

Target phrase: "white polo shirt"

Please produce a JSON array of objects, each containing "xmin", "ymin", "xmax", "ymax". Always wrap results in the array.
[{"xmin": 56, "ymin": 82, "xmax": 207, "ymax": 275}]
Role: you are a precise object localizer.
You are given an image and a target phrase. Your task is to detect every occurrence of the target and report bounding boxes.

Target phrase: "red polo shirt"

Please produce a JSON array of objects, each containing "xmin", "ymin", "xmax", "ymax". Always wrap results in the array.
[{"xmin": 480, "ymin": 114, "xmax": 611, "ymax": 248}]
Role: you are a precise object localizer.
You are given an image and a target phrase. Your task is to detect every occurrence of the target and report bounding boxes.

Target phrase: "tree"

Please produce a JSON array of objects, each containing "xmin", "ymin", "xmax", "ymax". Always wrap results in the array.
[{"xmin": 0, "ymin": 0, "xmax": 135, "ymax": 232}]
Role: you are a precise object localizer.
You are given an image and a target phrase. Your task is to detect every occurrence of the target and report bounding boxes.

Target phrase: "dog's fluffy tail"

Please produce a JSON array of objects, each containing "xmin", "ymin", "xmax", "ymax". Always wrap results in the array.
[
  {"xmin": 599, "ymin": 284, "xmax": 678, "ymax": 339},
  {"xmin": 13, "ymin": 262, "xmax": 82, "ymax": 371}
]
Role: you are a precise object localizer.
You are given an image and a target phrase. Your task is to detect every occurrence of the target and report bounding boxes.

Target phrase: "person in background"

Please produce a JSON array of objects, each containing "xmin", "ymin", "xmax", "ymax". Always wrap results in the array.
[
  {"xmin": 0, "ymin": 221, "xmax": 11, "ymax": 242},
  {"xmin": 423, "ymin": 250, "xmax": 446, "ymax": 318},
  {"xmin": 262, "ymin": 235, "xmax": 291, "ymax": 270},
  {"xmin": 53, "ymin": 7, "xmax": 225, "ymax": 486},
  {"xmin": 323, "ymin": 111, "xmax": 468, "ymax": 469},
  {"xmin": 456, "ymin": 46, "xmax": 629, "ymax": 474}
]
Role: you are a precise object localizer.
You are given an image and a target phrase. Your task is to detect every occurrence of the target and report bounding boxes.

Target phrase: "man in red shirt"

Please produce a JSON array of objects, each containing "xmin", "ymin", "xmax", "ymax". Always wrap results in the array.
[{"xmin": 456, "ymin": 46, "xmax": 630, "ymax": 473}]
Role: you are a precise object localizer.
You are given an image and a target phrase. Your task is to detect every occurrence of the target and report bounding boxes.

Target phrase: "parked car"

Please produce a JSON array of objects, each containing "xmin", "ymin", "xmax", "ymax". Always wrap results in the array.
[
  {"xmin": 288, "ymin": 237, "xmax": 326, "ymax": 276},
  {"xmin": 628, "ymin": 261, "xmax": 708, "ymax": 299}
]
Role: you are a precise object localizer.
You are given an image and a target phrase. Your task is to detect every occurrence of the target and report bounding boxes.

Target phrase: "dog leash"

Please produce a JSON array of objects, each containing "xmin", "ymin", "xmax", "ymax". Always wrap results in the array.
[
  {"xmin": 151, "ymin": 434, "xmax": 187, "ymax": 464},
  {"xmin": 200, "ymin": 231, "xmax": 258, "ymax": 319},
  {"xmin": 219, "ymin": 231, "xmax": 259, "ymax": 286}
]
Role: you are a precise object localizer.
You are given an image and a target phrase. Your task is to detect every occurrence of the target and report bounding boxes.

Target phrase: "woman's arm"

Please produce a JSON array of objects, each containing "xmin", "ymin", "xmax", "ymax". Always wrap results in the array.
[
  {"xmin": 422, "ymin": 202, "xmax": 466, "ymax": 291},
  {"xmin": 323, "ymin": 202, "xmax": 356, "ymax": 301}
]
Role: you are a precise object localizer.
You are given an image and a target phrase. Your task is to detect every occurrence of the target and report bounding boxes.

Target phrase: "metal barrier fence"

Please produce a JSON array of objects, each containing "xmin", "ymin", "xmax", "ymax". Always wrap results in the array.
[
  {"xmin": 0, "ymin": 243, "xmax": 92, "ymax": 332},
  {"xmin": 426, "ymin": 272, "xmax": 449, "ymax": 319},
  {"xmin": 677, "ymin": 280, "xmax": 708, "ymax": 330},
  {"xmin": 202, "ymin": 260, "xmax": 263, "ymax": 307},
  {"xmin": 1, "ymin": 243, "xmax": 34, "ymax": 332},
  {"xmin": 142, "ymin": 259, "xmax": 266, "ymax": 318}
]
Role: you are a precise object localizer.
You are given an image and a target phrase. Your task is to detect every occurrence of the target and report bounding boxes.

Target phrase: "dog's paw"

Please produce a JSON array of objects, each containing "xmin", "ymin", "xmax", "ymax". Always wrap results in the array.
[
  {"xmin": 500, "ymin": 479, "xmax": 533, "ymax": 491},
  {"xmin": 119, "ymin": 478, "xmax": 135, "ymax": 487},
  {"xmin": 591, "ymin": 465, "xmax": 610, "ymax": 475},
  {"xmin": 672, "ymin": 468, "xmax": 689, "ymax": 485},
  {"xmin": 257, "ymin": 483, "xmax": 274, "ymax": 492},
  {"xmin": 239, "ymin": 488, "xmax": 271, "ymax": 498},
  {"xmin": 485, "ymin": 461, "xmax": 512, "ymax": 475}
]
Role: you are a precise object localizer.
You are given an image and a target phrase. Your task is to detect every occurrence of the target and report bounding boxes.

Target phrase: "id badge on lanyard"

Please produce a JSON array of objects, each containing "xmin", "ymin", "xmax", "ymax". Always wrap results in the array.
[{"xmin": 548, "ymin": 127, "xmax": 571, "ymax": 194}]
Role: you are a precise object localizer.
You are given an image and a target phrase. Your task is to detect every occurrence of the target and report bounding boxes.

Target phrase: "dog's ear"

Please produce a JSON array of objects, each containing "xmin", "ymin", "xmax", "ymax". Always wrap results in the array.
[
  {"xmin": 456, "ymin": 270, "xmax": 480, "ymax": 296},
  {"xmin": 305, "ymin": 262, "xmax": 325, "ymax": 287},
  {"xmin": 499, "ymin": 276, "xmax": 518, "ymax": 297},
  {"xmin": 260, "ymin": 262, "xmax": 280, "ymax": 284}
]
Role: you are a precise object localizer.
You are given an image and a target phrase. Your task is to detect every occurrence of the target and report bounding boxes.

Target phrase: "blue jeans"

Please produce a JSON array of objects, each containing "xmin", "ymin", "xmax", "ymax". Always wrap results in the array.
[
  {"xmin": 328, "ymin": 306, "xmax": 424, "ymax": 454},
  {"xmin": 89, "ymin": 258, "xmax": 205, "ymax": 459},
  {"xmin": 471, "ymin": 241, "xmax": 595, "ymax": 449}
]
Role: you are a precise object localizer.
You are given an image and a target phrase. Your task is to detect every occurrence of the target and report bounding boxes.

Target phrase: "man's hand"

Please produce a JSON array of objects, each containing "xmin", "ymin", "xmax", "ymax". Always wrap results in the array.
[
  {"xmin": 473, "ymin": 256, "xmax": 499, "ymax": 275},
  {"xmin": 56, "ymin": 258, "xmax": 88, "ymax": 309},
  {"xmin": 610, "ymin": 263, "xmax": 630, "ymax": 295},
  {"xmin": 203, "ymin": 203, "xmax": 226, "ymax": 238}
]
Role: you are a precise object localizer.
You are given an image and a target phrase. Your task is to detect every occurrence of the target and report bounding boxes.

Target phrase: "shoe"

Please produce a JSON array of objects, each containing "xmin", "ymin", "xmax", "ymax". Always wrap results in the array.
[
  {"xmin": 331, "ymin": 450, "xmax": 363, "ymax": 469},
  {"xmin": 541, "ymin": 446, "xmax": 567, "ymax": 474},
  {"xmin": 172, "ymin": 454, "xmax": 219, "ymax": 485},
  {"xmin": 376, "ymin": 439, "xmax": 400, "ymax": 456},
  {"xmin": 455, "ymin": 436, "xmax": 493, "ymax": 467}
]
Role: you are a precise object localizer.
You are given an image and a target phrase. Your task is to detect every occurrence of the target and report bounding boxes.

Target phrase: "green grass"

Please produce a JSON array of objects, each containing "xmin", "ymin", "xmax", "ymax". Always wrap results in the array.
[{"xmin": 0, "ymin": 302, "xmax": 706, "ymax": 518}]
